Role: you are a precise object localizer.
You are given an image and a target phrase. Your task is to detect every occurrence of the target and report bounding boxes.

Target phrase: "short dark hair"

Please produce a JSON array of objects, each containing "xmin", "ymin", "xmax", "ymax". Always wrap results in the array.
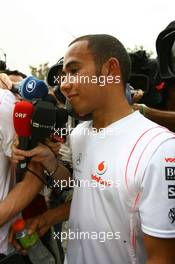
[
  {"xmin": 2, "ymin": 69, "xmax": 27, "ymax": 79},
  {"xmin": 69, "ymin": 34, "xmax": 131, "ymax": 85}
]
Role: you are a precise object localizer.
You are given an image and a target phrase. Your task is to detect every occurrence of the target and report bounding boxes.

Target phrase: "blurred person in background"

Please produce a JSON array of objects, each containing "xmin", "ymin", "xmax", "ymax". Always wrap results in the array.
[
  {"xmin": 0, "ymin": 71, "xmax": 72, "ymax": 263},
  {"xmin": 131, "ymin": 21, "xmax": 175, "ymax": 132},
  {"xmin": 0, "ymin": 71, "xmax": 26, "ymax": 260}
]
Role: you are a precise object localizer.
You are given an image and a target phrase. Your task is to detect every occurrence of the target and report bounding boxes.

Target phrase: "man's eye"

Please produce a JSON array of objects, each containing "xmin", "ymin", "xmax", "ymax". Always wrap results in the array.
[
  {"xmin": 70, "ymin": 69, "xmax": 78, "ymax": 74},
  {"xmin": 60, "ymin": 75, "xmax": 66, "ymax": 83}
]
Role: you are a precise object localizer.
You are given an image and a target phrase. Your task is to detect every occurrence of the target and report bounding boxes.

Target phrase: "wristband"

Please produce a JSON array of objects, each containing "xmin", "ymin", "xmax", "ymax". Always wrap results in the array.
[
  {"xmin": 43, "ymin": 164, "xmax": 58, "ymax": 177},
  {"xmin": 140, "ymin": 104, "xmax": 145, "ymax": 116},
  {"xmin": 43, "ymin": 163, "xmax": 59, "ymax": 189}
]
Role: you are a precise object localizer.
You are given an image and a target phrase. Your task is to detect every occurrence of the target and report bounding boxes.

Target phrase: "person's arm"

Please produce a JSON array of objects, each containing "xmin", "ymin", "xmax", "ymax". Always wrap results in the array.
[
  {"xmin": 8, "ymin": 201, "xmax": 71, "ymax": 254},
  {"xmin": 0, "ymin": 162, "xmax": 43, "ymax": 226},
  {"xmin": 145, "ymin": 106, "xmax": 175, "ymax": 132},
  {"xmin": 143, "ymin": 234, "xmax": 175, "ymax": 264},
  {"xmin": 27, "ymin": 201, "xmax": 71, "ymax": 237},
  {"xmin": 12, "ymin": 141, "xmax": 71, "ymax": 183},
  {"xmin": 0, "ymin": 141, "xmax": 71, "ymax": 226},
  {"xmin": 133, "ymin": 103, "xmax": 175, "ymax": 132},
  {"xmin": 139, "ymin": 139, "xmax": 175, "ymax": 263}
]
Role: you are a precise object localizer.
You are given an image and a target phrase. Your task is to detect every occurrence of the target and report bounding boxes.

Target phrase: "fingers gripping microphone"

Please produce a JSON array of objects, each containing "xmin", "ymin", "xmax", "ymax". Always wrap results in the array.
[
  {"xmin": 13, "ymin": 101, "xmax": 34, "ymax": 180},
  {"xmin": 30, "ymin": 101, "xmax": 56, "ymax": 149},
  {"xmin": 12, "ymin": 76, "xmax": 48, "ymax": 100}
]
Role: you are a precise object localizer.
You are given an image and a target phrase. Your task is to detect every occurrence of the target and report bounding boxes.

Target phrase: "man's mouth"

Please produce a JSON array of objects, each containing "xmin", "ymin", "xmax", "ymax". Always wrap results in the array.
[{"xmin": 67, "ymin": 94, "xmax": 78, "ymax": 101}]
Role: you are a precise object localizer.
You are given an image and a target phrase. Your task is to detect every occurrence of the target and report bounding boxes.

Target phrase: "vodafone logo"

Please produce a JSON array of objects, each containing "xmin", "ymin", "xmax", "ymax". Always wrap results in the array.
[
  {"xmin": 165, "ymin": 158, "xmax": 175, "ymax": 163},
  {"xmin": 97, "ymin": 161, "xmax": 107, "ymax": 175},
  {"xmin": 91, "ymin": 161, "xmax": 111, "ymax": 187}
]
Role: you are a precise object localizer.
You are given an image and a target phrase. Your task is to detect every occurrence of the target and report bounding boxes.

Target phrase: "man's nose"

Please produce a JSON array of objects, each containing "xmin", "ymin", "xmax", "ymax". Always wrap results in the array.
[{"xmin": 60, "ymin": 76, "xmax": 72, "ymax": 95}]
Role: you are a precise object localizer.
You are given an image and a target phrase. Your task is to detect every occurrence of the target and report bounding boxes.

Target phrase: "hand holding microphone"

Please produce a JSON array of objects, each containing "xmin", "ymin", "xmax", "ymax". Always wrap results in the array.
[
  {"xmin": 13, "ymin": 100, "xmax": 56, "ymax": 151},
  {"xmin": 12, "ymin": 95, "xmax": 69, "ymax": 182},
  {"xmin": 12, "ymin": 100, "xmax": 58, "ymax": 172}
]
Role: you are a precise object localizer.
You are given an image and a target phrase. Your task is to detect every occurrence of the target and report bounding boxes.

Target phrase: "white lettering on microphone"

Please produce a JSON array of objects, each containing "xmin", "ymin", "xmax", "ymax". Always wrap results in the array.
[{"xmin": 15, "ymin": 113, "xmax": 27, "ymax": 118}]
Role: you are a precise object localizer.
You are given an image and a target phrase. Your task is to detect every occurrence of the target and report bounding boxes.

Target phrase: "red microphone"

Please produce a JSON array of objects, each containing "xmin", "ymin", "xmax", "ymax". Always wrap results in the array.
[
  {"xmin": 13, "ymin": 101, "xmax": 34, "ymax": 174},
  {"xmin": 13, "ymin": 102, "xmax": 48, "ymax": 220}
]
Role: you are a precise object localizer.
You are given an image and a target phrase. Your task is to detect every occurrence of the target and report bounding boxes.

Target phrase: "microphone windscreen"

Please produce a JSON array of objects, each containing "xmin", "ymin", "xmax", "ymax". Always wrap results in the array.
[
  {"xmin": 43, "ymin": 93, "xmax": 57, "ymax": 105},
  {"xmin": 16, "ymin": 76, "xmax": 48, "ymax": 100},
  {"xmin": 55, "ymin": 107, "xmax": 68, "ymax": 128},
  {"xmin": 30, "ymin": 101, "xmax": 56, "ymax": 148},
  {"xmin": 53, "ymin": 86, "xmax": 66, "ymax": 104},
  {"xmin": 13, "ymin": 101, "xmax": 34, "ymax": 137}
]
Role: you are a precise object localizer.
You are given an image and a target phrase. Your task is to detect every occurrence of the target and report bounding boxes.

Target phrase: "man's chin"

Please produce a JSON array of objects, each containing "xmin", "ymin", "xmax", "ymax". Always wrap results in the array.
[
  {"xmin": 73, "ymin": 107, "xmax": 90, "ymax": 117},
  {"xmin": 72, "ymin": 108, "xmax": 92, "ymax": 121},
  {"xmin": 75, "ymin": 112, "xmax": 92, "ymax": 121},
  {"xmin": 66, "ymin": 101, "xmax": 92, "ymax": 120},
  {"xmin": 77, "ymin": 113, "xmax": 86, "ymax": 117}
]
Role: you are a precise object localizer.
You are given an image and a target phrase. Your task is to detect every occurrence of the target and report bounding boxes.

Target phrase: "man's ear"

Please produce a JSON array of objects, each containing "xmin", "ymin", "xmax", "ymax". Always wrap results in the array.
[{"xmin": 101, "ymin": 58, "xmax": 121, "ymax": 77}]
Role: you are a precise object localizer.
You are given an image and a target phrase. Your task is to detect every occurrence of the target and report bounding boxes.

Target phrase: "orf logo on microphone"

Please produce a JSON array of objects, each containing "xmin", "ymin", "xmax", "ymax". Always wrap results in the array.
[
  {"xmin": 15, "ymin": 112, "xmax": 27, "ymax": 118},
  {"xmin": 97, "ymin": 161, "xmax": 107, "ymax": 175},
  {"xmin": 26, "ymin": 79, "xmax": 36, "ymax": 93}
]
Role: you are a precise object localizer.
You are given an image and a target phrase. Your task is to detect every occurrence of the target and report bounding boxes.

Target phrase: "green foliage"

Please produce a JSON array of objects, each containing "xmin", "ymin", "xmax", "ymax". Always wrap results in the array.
[{"xmin": 29, "ymin": 62, "xmax": 49, "ymax": 80}]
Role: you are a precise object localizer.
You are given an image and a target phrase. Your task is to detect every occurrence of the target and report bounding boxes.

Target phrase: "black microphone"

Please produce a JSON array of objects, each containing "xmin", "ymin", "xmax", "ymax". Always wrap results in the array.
[
  {"xmin": 30, "ymin": 101, "xmax": 56, "ymax": 149},
  {"xmin": 43, "ymin": 93, "xmax": 57, "ymax": 105},
  {"xmin": 51, "ymin": 107, "xmax": 68, "ymax": 143},
  {"xmin": 55, "ymin": 107, "xmax": 68, "ymax": 129}
]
